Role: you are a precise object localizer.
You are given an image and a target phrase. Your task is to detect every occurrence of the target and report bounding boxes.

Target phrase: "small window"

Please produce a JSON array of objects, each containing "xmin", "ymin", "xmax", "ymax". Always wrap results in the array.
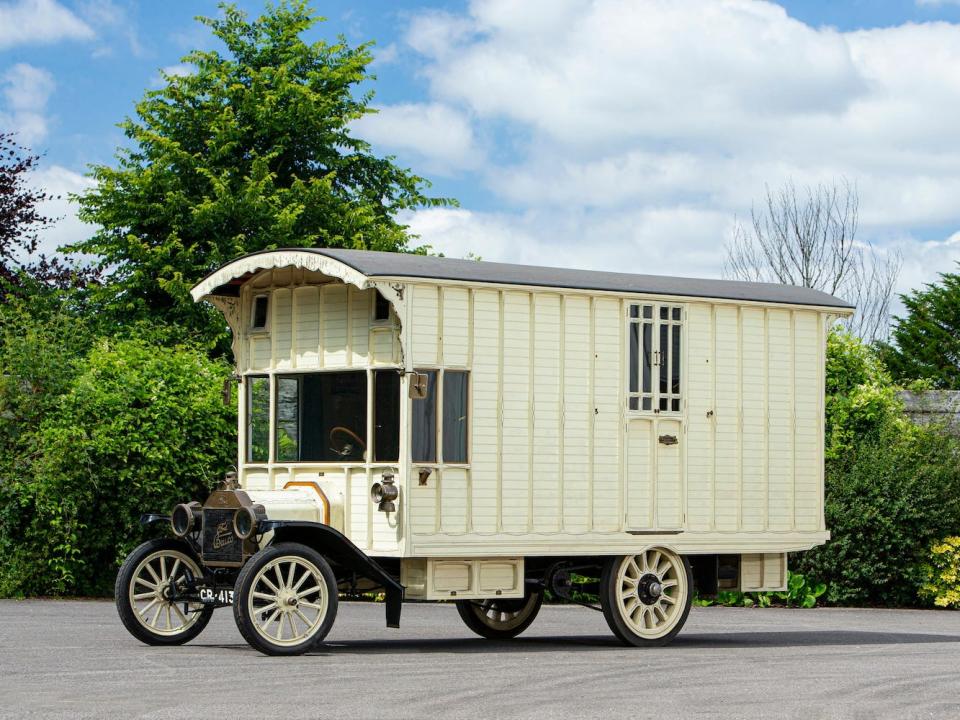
[
  {"xmin": 252, "ymin": 295, "xmax": 269, "ymax": 330},
  {"xmin": 374, "ymin": 370, "xmax": 400, "ymax": 462},
  {"xmin": 443, "ymin": 371, "xmax": 469, "ymax": 463},
  {"xmin": 628, "ymin": 304, "xmax": 682, "ymax": 414},
  {"xmin": 373, "ymin": 291, "xmax": 391, "ymax": 322},
  {"xmin": 411, "ymin": 370, "xmax": 438, "ymax": 462},
  {"xmin": 246, "ymin": 376, "xmax": 270, "ymax": 462}
]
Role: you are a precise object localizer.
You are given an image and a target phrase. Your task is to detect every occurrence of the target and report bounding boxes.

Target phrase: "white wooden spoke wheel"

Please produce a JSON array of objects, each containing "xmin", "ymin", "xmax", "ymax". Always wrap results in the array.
[
  {"xmin": 601, "ymin": 548, "xmax": 693, "ymax": 646},
  {"xmin": 456, "ymin": 590, "xmax": 543, "ymax": 639},
  {"xmin": 234, "ymin": 543, "xmax": 338, "ymax": 656},
  {"xmin": 115, "ymin": 539, "xmax": 213, "ymax": 646}
]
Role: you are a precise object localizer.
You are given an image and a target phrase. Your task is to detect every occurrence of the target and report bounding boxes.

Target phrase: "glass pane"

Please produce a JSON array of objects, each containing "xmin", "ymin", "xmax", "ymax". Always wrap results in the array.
[
  {"xmin": 374, "ymin": 291, "xmax": 391, "ymax": 321},
  {"xmin": 276, "ymin": 377, "xmax": 300, "ymax": 461},
  {"xmin": 629, "ymin": 304, "xmax": 639, "ymax": 319},
  {"xmin": 247, "ymin": 376, "xmax": 269, "ymax": 462},
  {"xmin": 642, "ymin": 323, "xmax": 652, "ymax": 393},
  {"xmin": 300, "ymin": 372, "xmax": 367, "ymax": 461},
  {"xmin": 629, "ymin": 323, "xmax": 639, "ymax": 393},
  {"xmin": 374, "ymin": 371, "xmax": 400, "ymax": 461},
  {"xmin": 253, "ymin": 296, "xmax": 268, "ymax": 329},
  {"xmin": 642, "ymin": 397, "xmax": 652, "ymax": 411},
  {"xmin": 659, "ymin": 323, "xmax": 668, "ymax": 394},
  {"xmin": 672, "ymin": 307, "xmax": 681, "ymax": 321},
  {"xmin": 672, "ymin": 398, "xmax": 681, "ymax": 412},
  {"xmin": 660, "ymin": 305, "xmax": 668, "ymax": 320},
  {"xmin": 672, "ymin": 324, "xmax": 681, "ymax": 395},
  {"xmin": 629, "ymin": 396, "xmax": 639, "ymax": 411},
  {"xmin": 642, "ymin": 305, "xmax": 653, "ymax": 319},
  {"xmin": 412, "ymin": 370, "xmax": 438, "ymax": 462},
  {"xmin": 659, "ymin": 397, "xmax": 668, "ymax": 411},
  {"xmin": 442, "ymin": 372, "xmax": 469, "ymax": 463}
]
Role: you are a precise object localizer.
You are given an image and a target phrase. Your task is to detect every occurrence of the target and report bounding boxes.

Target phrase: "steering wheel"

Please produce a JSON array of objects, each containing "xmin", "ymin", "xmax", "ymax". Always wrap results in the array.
[{"xmin": 329, "ymin": 426, "xmax": 366, "ymax": 458}]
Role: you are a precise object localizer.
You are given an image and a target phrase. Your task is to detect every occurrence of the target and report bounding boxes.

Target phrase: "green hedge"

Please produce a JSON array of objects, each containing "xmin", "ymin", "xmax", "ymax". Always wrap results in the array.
[{"xmin": 0, "ymin": 338, "xmax": 235, "ymax": 596}]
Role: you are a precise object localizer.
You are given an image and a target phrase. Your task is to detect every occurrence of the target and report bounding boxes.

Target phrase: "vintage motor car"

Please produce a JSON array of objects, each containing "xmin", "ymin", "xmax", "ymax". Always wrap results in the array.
[{"xmin": 116, "ymin": 248, "xmax": 852, "ymax": 655}]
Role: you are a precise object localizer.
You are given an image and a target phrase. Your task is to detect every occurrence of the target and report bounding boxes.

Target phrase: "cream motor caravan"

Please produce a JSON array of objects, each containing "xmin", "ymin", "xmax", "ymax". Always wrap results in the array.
[{"xmin": 116, "ymin": 248, "xmax": 852, "ymax": 655}]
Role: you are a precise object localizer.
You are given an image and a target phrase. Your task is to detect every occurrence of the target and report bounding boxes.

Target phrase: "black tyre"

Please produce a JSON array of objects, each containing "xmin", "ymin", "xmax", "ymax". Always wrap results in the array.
[
  {"xmin": 115, "ymin": 538, "xmax": 213, "ymax": 646},
  {"xmin": 600, "ymin": 548, "xmax": 693, "ymax": 647},
  {"xmin": 233, "ymin": 542, "xmax": 338, "ymax": 656},
  {"xmin": 456, "ymin": 588, "xmax": 543, "ymax": 640}
]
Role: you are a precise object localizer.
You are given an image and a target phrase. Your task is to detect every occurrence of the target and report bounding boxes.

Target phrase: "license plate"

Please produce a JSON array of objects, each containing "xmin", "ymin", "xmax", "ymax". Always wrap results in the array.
[{"xmin": 199, "ymin": 588, "xmax": 234, "ymax": 605}]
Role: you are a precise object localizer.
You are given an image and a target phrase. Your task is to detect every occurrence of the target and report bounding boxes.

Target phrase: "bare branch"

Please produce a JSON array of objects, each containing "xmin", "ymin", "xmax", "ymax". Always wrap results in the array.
[{"xmin": 724, "ymin": 178, "xmax": 896, "ymax": 342}]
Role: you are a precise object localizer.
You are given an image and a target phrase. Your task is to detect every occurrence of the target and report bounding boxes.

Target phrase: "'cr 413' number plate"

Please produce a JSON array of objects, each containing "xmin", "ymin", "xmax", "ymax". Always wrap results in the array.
[{"xmin": 199, "ymin": 588, "xmax": 234, "ymax": 605}]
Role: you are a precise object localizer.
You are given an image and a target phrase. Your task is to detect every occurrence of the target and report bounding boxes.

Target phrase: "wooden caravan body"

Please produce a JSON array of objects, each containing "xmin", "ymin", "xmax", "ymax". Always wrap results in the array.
[{"xmin": 192, "ymin": 248, "xmax": 852, "ymax": 579}]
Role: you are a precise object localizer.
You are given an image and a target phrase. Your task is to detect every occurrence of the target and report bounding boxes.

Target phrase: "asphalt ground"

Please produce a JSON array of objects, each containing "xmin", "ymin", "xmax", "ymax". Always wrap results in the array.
[{"xmin": 2, "ymin": 599, "xmax": 959, "ymax": 720}]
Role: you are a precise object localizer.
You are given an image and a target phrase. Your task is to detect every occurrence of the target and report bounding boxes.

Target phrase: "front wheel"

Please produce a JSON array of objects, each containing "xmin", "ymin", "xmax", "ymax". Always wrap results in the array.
[
  {"xmin": 233, "ymin": 543, "xmax": 338, "ymax": 656},
  {"xmin": 456, "ymin": 588, "xmax": 543, "ymax": 639},
  {"xmin": 600, "ymin": 548, "xmax": 692, "ymax": 646},
  {"xmin": 115, "ymin": 538, "xmax": 213, "ymax": 646}
]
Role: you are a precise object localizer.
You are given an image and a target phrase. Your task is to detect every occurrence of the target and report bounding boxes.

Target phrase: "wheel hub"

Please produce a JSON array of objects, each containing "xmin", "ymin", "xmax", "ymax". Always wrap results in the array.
[{"xmin": 637, "ymin": 573, "xmax": 663, "ymax": 605}]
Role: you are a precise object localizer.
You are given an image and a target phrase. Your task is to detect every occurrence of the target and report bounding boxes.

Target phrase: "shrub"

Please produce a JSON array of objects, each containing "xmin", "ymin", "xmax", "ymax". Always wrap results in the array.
[
  {"xmin": 795, "ymin": 421, "xmax": 960, "ymax": 605},
  {"xmin": 918, "ymin": 537, "xmax": 960, "ymax": 608},
  {"xmin": 0, "ymin": 338, "xmax": 235, "ymax": 596}
]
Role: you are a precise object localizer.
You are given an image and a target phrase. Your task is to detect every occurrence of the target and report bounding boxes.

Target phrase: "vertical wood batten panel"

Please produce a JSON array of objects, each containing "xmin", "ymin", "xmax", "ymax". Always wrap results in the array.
[
  {"xmin": 294, "ymin": 286, "xmax": 320, "ymax": 368},
  {"xmin": 440, "ymin": 468, "xmax": 468, "ymax": 533},
  {"xmin": 766, "ymin": 309, "xmax": 793, "ymax": 530},
  {"xmin": 350, "ymin": 287, "xmax": 370, "ymax": 366},
  {"xmin": 442, "ymin": 287, "xmax": 470, "ymax": 367},
  {"xmin": 684, "ymin": 303, "xmax": 713, "ymax": 531},
  {"xmin": 592, "ymin": 297, "xmax": 620, "ymax": 531},
  {"xmin": 562, "ymin": 296, "xmax": 591, "ymax": 532},
  {"xmin": 740, "ymin": 307, "xmax": 766, "ymax": 530},
  {"xmin": 713, "ymin": 305, "xmax": 739, "ymax": 531},
  {"xmin": 411, "ymin": 284, "xmax": 439, "ymax": 366},
  {"xmin": 471, "ymin": 290, "xmax": 500, "ymax": 533},
  {"xmin": 270, "ymin": 288, "xmax": 293, "ymax": 369},
  {"xmin": 322, "ymin": 284, "xmax": 348, "ymax": 368},
  {"xmin": 532, "ymin": 294, "xmax": 562, "ymax": 532},
  {"xmin": 626, "ymin": 419, "xmax": 653, "ymax": 526},
  {"xmin": 501, "ymin": 291, "xmax": 531, "ymax": 532},
  {"xmin": 793, "ymin": 311, "xmax": 821, "ymax": 531}
]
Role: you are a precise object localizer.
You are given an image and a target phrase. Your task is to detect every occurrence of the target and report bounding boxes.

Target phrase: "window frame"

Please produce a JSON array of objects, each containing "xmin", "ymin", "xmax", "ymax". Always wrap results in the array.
[
  {"xmin": 626, "ymin": 303, "xmax": 684, "ymax": 416},
  {"xmin": 251, "ymin": 294, "xmax": 270, "ymax": 332},
  {"xmin": 245, "ymin": 374, "xmax": 271, "ymax": 464},
  {"xmin": 411, "ymin": 367, "xmax": 471, "ymax": 467}
]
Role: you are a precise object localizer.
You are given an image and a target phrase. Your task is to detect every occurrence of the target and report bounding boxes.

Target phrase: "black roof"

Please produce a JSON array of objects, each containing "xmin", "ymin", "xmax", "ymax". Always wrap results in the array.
[{"xmin": 211, "ymin": 247, "xmax": 854, "ymax": 309}]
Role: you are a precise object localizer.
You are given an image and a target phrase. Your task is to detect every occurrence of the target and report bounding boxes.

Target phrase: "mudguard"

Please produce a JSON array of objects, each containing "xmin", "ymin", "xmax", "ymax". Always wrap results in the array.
[{"xmin": 259, "ymin": 519, "xmax": 404, "ymax": 628}]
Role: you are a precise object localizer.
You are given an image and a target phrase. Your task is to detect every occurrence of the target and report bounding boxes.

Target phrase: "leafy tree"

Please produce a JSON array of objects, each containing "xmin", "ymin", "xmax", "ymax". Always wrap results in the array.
[
  {"xmin": 881, "ymin": 267, "xmax": 960, "ymax": 389},
  {"xmin": 72, "ymin": 1, "xmax": 452, "ymax": 350},
  {"xmin": 0, "ymin": 132, "xmax": 97, "ymax": 296}
]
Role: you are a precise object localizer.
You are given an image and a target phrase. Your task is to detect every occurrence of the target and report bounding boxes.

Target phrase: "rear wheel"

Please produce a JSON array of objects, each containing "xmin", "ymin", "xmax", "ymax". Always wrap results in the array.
[
  {"xmin": 456, "ymin": 588, "xmax": 543, "ymax": 639},
  {"xmin": 600, "ymin": 548, "xmax": 692, "ymax": 646},
  {"xmin": 233, "ymin": 543, "xmax": 338, "ymax": 656},
  {"xmin": 115, "ymin": 538, "xmax": 213, "ymax": 646}
]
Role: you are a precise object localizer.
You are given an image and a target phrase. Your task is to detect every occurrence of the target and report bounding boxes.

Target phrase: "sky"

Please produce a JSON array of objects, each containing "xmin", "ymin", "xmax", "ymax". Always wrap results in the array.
[{"xmin": 4, "ymin": 0, "xmax": 960, "ymax": 305}]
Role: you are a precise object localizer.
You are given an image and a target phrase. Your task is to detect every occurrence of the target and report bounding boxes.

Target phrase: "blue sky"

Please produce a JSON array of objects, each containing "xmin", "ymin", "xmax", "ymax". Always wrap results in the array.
[{"xmin": 4, "ymin": 0, "xmax": 960, "ymax": 314}]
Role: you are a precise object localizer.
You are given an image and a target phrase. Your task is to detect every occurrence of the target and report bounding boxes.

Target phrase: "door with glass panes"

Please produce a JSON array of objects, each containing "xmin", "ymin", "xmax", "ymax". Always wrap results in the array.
[{"xmin": 625, "ymin": 303, "xmax": 684, "ymax": 530}]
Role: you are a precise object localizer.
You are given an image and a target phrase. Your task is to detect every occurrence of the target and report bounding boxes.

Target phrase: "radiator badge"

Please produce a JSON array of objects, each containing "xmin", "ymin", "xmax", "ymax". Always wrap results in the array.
[{"xmin": 213, "ymin": 520, "xmax": 235, "ymax": 550}]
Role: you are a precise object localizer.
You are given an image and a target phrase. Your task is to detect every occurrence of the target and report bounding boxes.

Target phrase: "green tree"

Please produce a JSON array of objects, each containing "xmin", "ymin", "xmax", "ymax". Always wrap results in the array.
[
  {"xmin": 72, "ymin": 1, "xmax": 451, "ymax": 350},
  {"xmin": 881, "ymin": 266, "xmax": 960, "ymax": 388}
]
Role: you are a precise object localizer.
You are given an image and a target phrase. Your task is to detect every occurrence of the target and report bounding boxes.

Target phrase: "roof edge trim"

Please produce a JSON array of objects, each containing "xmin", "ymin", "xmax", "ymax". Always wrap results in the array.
[{"xmin": 190, "ymin": 250, "xmax": 369, "ymax": 301}]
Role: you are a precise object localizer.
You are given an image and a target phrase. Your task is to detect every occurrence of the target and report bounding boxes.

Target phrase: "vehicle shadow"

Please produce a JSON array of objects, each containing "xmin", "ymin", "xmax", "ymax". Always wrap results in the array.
[{"xmin": 264, "ymin": 629, "xmax": 960, "ymax": 656}]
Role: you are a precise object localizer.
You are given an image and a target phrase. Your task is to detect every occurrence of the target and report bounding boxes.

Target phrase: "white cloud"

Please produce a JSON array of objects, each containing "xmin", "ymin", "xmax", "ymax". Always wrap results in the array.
[
  {"xmin": 0, "ymin": 0, "xmax": 94, "ymax": 49},
  {"xmin": 29, "ymin": 165, "xmax": 96, "ymax": 257},
  {"xmin": 353, "ymin": 103, "xmax": 480, "ymax": 174},
  {"xmin": 0, "ymin": 63, "xmax": 56, "ymax": 146},
  {"xmin": 394, "ymin": 0, "xmax": 960, "ymax": 299}
]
